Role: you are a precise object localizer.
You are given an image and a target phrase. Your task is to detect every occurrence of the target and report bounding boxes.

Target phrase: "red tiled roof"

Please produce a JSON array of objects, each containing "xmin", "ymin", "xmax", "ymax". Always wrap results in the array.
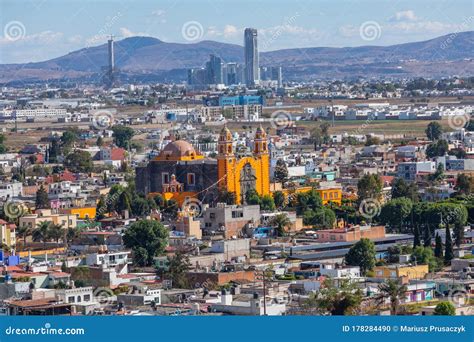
[{"xmin": 110, "ymin": 148, "xmax": 126, "ymax": 161}]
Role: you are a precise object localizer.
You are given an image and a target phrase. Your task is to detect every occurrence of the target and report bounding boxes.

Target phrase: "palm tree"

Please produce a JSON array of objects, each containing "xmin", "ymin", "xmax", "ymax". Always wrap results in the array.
[
  {"xmin": 376, "ymin": 279, "xmax": 408, "ymax": 315},
  {"xmin": 32, "ymin": 221, "xmax": 51, "ymax": 248},
  {"xmin": 16, "ymin": 224, "xmax": 32, "ymax": 250},
  {"xmin": 47, "ymin": 224, "xmax": 64, "ymax": 245},
  {"xmin": 269, "ymin": 213, "xmax": 291, "ymax": 237},
  {"xmin": 66, "ymin": 227, "xmax": 81, "ymax": 247}
]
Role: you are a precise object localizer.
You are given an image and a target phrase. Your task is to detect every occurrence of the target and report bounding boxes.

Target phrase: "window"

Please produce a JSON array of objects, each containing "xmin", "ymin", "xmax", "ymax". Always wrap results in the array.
[
  {"xmin": 68, "ymin": 296, "xmax": 75, "ymax": 303},
  {"xmin": 187, "ymin": 173, "xmax": 195, "ymax": 185},
  {"xmin": 232, "ymin": 211, "xmax": 243, "ymax": 218},
  {"xmin": 84, "ymin": 294, "xmax": 91, "ymax": 301},
  {"xmin": 162, "ymin": 173, "xmax": 170, "ymax": 184}
]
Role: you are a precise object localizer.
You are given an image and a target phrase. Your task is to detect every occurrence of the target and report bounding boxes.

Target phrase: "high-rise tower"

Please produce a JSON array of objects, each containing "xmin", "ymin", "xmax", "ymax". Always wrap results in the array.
[
  {"xmin": 244, "ymin": 28, "xmax": 259, "ymax": 87},
  {"xmin": 105, "ymin": 35, "xmax": 116, "ymax": 88}
]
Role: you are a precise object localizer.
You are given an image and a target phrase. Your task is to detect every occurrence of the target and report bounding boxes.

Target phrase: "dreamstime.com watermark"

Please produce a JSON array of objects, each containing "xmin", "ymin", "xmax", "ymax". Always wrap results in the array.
[{"xmin": 5, "ymin": 323, "xmax": 85, "ymax": 336}]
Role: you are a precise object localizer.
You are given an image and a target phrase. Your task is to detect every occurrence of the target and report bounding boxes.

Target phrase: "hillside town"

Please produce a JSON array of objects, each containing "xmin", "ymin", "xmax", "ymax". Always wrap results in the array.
[{"xmin": 0, "ymin": 80, "xmax": 474, "ymax": 316}]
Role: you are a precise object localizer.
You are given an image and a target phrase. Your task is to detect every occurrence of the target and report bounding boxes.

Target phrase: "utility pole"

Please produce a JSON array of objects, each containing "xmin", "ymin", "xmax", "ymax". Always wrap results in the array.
[{"xmin": 263, "ymin": 269, "xmax": 267, "ymax": 316}]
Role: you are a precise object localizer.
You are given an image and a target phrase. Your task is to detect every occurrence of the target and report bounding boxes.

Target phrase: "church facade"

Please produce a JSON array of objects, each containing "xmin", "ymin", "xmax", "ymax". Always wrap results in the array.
[
  {"xmin": 136, "ymin": 126, "xmax": 270, "ymax": 205},
  {"xmin": 217, "ymin": 126, "xmax": 270, "ymax": 204}
]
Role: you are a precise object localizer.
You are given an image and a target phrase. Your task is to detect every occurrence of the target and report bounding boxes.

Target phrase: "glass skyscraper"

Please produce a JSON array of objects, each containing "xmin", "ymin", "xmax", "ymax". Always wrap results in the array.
[{"xmin": 244, "ymin": 28, "xmax": 259, "ymax": 87}]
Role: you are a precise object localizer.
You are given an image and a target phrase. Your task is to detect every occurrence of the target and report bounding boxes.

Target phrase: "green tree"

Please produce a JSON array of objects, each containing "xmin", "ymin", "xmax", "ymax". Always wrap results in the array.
[
  {"xmin": 48, "ymin": 139, "xmax": 61, "ymax": 163},
  {"xmin": 71, "ymin": 266, "xmax": 91, "ymax": 287},
  {"xmin": 96, "ymin": 195, "xmax": 107, "ymax": 220},
  {"xmin": 274, "ymin": 159, "xmax": 289, "ymax": 184},
  {"xmin": 217, "ymin": 190, "xmax": 236, "ymax": 205},
  {"xmin": 296, "ymin": 189, "xmax": 322, "ymax": 215},
  {"xmin": 376, "ymin": 279, "xmax": 408, "ymax": 315},
  {"xmin": 413, "ymin": 224, "xmax": 421, "ymax": 247},
  {"xmin": 425, "ymin": 121, "xmax": 443, "ymax": 140},
  {"xmin": 0, "ymin": 134, "xmax": 6, "ymax": 153},
  {"xmin": 131, "ymin": 196, "xmax": 155, "ymax": 217},
  {"xmin": 303, "ymin": 207, "xmax": 336, "ymax": 229},
  {"xmin": 16, "ymin": 224, "xmax": 32, "ymax": 249},
  {"xmin": 47, "ymin": 224, "xmax": 64, "ymax": 244},
  {"xmin": 260, "ymin": 195, "xmax": 276, "ymax": 211},
  {"xmin": 273, "ymin": 191, "xmax": 285, "ymax": 209},
  {"xmin": 426, "ymin": 140, "xmax": 449, "ymax": 158},
  {"xmin": 61, "ymin": 128, "xmax": 79, "ymax": 148},
  {"xmin": 305, "ymin": 279, "xmax": 362, "ymax": 315},
  {"xmin": 444, "ymin": 225, "xmax": 454, "ymax": 263},
  {"xmin": 434, "ymin": 233, "xmax": 443, "ymax": 258},
  {"xmin": 411, "ymin": 246, "xmax": 442, "ymax": 272},
  {"xmin": 357, "ymin": 174, "xmax": 382, "ymax": 202},
  {"xmin": 269, "ymin": 213, "xmax": 291, "ymax": 237},
  {"xmin": 379, "ymin": 197, "xmax": 413, "ymax": 232},
  {"xmin": 123, "ymin": 220, "xmax": 169, "ymax": 266},
  {"xmin": 32, "ymin": 221, "xmax": 51, "ymax": 247},
  {"xmin": 245, "ymin": 189, "xmax": 261, "ymax": 205},
  {"xmin": 116, "ymin": 191, "xmax": 132, "ymax": 215},
  {"xmin": 96, "ymin": 136, "xmax": 104, "ymax": 147},
  {"xmin": 112, "ymin": 125, "xmax": 135, "ymax": 149},
  {"xmin": 165, "ymin": 250, "xmax": 191, "ymax": 288},
  {"xmin": 455, "ymin": 173, "xmax": 473, "ymax": 195},
  {"xmin": 64, "ymin": 150, "xmax": 93, "ymax": 173},
  {"xmin": 391, "ymin": 178, "xmax": 419, "ymax": 201},
  {"xmin": 35, "ymin": 185, "xmax": 49, "ymax": 209},
  {"xmin": 433, "ymin": 301, "xmax": 456, "ymax": 315},
  {"xmin": 345, "ymin": 238, "xmax": 376, "ymax": 275},
  {"xmin": 365, "ymin": 135, "xmax": 381, "ymax": 146},
  {"xmin": 310, "ymin": 126, "xmax": 323, "ymax": 147}
]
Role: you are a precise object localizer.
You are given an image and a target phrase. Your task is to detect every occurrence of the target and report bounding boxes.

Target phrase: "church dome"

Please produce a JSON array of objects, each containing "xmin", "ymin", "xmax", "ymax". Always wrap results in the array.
[{"xmin": 160, "ymin": 140, "xmax": 198, "ymax": 159}]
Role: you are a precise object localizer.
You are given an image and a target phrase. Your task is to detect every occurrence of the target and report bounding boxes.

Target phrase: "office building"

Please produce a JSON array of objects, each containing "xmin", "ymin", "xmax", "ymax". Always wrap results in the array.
[{"xmin": 244, "ymin": 28, "xmax": 259, "ymax": 87}]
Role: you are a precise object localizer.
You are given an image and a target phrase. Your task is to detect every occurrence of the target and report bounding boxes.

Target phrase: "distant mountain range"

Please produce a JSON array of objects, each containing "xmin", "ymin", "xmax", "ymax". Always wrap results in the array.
[{"xmin": 1, "ymin": 31, "xmax": 473, "ymax": 84}]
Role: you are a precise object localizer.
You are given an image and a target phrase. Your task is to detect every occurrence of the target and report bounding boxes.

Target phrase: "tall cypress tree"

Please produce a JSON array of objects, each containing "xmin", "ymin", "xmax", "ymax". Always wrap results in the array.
[
  {"xmin": 434, "ymin": 233, "xmax": 443, "ymax": 258},
  {"xmin": 413, "ymin": 224, "xmax": 421, "ymax": 247},
  {"xmin": 453, "ymin": 223, "xmax": 464, "ymax": 247},
  {"xmin": 423, "ymin": 225, "xmax": 432, "ymax": 247},
  {"xmin": 444, "ymin": 225, "xmax": 454, "ymax": 263},
  {"xmin": 35, "ymin": 185, "xmax": 50, "ymax": 209}
]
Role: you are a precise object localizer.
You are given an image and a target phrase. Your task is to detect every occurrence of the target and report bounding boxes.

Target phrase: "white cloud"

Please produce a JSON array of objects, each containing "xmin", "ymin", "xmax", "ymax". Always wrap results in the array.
[
  {"xmin": 391, "ymin": 10, "xmax": 419, "ymax": 22},
  {"xmin": 150, "ymin": 9, "xmax": 167, "ymax": 23},
  {"xmin": 339, "ymin": 25, "xmax": 358, "ymax": 38},
  {"xmin": 119, "ymin": 27, "xmax": 151, "ymax": 38},
  {"xmin": 223, "ymin": 25, "xmax": 239, "ymax": 38},
  {"xmin": 152, "ymin": 9, "xmax": 166, "ymax": 16},
  {"xmin": 206, "ymin": 24, "xmax": 240, "ymax": 39},
  {"xmin": 0, "ymin": 30, "xmax": 63, "ymax": 46}
]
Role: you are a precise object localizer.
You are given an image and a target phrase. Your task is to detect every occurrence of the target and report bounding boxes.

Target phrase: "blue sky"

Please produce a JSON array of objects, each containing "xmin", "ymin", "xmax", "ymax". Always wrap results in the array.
[{"xmin": 0, "ymin": 0, "xmax": 473, "ymax": 63}]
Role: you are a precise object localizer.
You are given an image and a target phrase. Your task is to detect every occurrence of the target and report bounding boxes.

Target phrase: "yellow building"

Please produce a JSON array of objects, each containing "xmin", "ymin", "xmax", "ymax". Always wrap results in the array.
[
  {"xmin": 217, "ymin": 125, "xmax": 270, "ymax": 204},
  {"xmin": 374, "ymin": 264, "xmax": 429, "ymax": 280},
  {"xmin": 60, "ymin": 206, "xmax": 97, "ymax": 220},
  {"xmin": 271, "ymin": 185, "xmax": 342, "ymax": 206},
  {"xmin": 315, "ymin": 187, "xmax": 342, "ymax": 205},
  {"xmin": 0, "ymin": 219, "xmax": 16, "ymax": 248},
  {"xmin": 19, "ymin": 209, "xmax": 77, "ymax": 230}
]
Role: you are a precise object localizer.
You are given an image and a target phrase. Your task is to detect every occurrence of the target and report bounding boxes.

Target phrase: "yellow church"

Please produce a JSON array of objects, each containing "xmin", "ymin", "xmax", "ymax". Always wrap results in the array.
[
  {"xmin": 217, "ymin": 125, "xmax": 270, "ymax": 204},
  {"xmin": 136, "ymin": 125, "xmax": 270, "ymax": 206}
]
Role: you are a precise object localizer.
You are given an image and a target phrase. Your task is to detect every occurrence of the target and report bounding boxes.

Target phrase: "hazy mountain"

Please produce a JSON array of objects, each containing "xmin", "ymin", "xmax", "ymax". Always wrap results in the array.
[{"xmin": 0, "ymin": 31, "xmax": 472, "ymax": 84}]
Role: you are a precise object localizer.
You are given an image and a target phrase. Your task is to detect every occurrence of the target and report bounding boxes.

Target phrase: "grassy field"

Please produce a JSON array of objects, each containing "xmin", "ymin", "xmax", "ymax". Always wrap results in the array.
[{"xmin": 299, "ymin": 118, "xmax": 455, "ymax": 138}]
